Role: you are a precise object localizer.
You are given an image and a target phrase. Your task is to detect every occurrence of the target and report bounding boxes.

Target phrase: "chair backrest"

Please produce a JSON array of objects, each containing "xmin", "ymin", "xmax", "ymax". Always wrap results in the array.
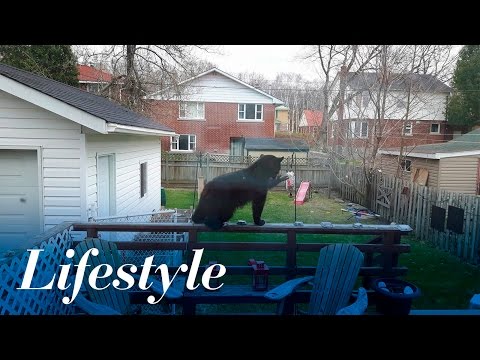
[
  {"xmin": 73, "ymin": 238, "xmax": 131, "ymax": 314},
  {"xmin": 308, "ymin": 243, "xmax": 364, "ymax": 315}
]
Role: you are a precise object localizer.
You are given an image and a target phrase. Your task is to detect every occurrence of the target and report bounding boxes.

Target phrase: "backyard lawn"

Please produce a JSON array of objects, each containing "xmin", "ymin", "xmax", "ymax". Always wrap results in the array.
[{"xmin": 164, "ymin": 187, "xmax": 480, "ymax": 311}]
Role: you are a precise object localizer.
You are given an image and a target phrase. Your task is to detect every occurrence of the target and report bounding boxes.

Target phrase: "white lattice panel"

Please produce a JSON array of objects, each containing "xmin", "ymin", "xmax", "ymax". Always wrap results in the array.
[{"xmin": 0, "ymin": 224, "xmax": 74, "ymax": 315}]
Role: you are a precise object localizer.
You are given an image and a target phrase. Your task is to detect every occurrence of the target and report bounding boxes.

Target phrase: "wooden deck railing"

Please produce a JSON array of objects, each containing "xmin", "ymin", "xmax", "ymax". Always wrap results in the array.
[{"xmin": 72, "ymin": 222, "xmax": 413, "ymax": 286}]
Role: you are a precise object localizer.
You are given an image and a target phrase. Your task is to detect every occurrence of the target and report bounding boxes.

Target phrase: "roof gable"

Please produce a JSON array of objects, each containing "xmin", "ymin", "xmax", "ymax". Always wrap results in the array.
[
  {"xmin": 0, "ymin": 63, "xmax": 173, "ymax": 134},
  {"xmin": 147, "ymin": 68, "xmax": 284, "ymax": 104},
  {"xmin": 301, "ymin": 110, "xmax": 323, "ymax": 127}
]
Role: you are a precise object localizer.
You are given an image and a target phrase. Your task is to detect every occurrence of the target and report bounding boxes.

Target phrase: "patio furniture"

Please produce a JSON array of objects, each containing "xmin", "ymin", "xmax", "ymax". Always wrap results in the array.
[
  {"xmin": 264, "ymin": 243, "xmax": 368, "ymax": 315},
  {"xmin": 72, "ymin": 237, "xmax": 183, "ymax": 315}
]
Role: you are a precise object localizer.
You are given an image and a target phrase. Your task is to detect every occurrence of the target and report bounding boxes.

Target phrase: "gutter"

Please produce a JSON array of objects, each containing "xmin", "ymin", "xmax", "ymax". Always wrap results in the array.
[{"xmin": 107, "ymin": 123, "xmax": 176, "ymax": 137}]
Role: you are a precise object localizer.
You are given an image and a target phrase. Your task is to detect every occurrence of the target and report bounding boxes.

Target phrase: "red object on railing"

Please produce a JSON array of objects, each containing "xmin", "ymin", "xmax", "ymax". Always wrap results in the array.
[{"xmin": 248, "ymin": 258, "xmax": 269, "ymax": 291}]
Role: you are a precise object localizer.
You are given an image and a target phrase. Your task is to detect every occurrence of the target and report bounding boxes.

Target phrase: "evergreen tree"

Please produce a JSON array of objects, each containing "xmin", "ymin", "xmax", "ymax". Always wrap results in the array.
[
  {"xmin": 0, "ymin": 45, "xmax": 78, "ymax": 86},
  {"xmin": 446, "ymin": 45, "xmax": 480, "ymax": 129}
]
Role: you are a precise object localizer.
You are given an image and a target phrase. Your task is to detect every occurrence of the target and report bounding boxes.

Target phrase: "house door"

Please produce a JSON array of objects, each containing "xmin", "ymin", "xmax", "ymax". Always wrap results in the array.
[
  {"xmin": 0, "ymin": 150, "xmax": 40, "ymax": 251},
  {"xmin": 97, "ymin": 155, "xmax": 116, "ymax": 241},
  {"xmin": 230, "ymin": 137, "xmax": 245, "ymax": 157},
  {"xmin": 97, "ymin": 155, "xmax": 115, "ymax": 218}
]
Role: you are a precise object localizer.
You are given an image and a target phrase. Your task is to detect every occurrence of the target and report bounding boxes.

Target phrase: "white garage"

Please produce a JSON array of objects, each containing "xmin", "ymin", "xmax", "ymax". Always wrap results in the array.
[{"xmin": 0, "ymin": 63, "xmax": 175, "ymax": 252}]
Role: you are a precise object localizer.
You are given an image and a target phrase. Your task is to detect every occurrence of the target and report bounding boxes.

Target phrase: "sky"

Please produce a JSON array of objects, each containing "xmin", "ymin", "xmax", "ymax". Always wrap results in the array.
[{"xmin": 193, "ymin": 45, "xmax": 320, "ymax": 81}]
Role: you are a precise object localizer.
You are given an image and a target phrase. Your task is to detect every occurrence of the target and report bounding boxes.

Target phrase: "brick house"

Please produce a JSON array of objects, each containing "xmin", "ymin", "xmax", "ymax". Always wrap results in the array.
[
  {"xmin": 77, "ymin": 64, "xmax": 123, "ymax": 101},
  {"xmin": 146, "ymin": 68, "xmax": 283, "ymax": 155},
  {"xmin": 327, "ymin": 68, "xmax": 452, "ymax": 151}
]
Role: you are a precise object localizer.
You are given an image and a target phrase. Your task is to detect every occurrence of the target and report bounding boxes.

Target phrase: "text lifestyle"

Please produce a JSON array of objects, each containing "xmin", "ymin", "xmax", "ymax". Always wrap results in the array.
[{"xmin": 17, "ymin": 248, "xmax": 226, "ymax": 305}]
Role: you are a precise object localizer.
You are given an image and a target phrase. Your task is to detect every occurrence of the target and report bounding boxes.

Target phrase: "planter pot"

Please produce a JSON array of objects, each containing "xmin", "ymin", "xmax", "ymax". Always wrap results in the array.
[{"xmin": 372, "ymin": 278, "xmax": 421, "ymax": 315}]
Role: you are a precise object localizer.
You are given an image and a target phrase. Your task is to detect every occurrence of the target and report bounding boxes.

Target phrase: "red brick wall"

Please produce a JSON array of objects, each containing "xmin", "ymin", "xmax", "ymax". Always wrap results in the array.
[
  {"xmin": 327, "ymin": 119, "xmax": 453, "ymax": 149},
  {"xmin": 147, "ymin": 100, "xmax": 275, "ymax": 153}
]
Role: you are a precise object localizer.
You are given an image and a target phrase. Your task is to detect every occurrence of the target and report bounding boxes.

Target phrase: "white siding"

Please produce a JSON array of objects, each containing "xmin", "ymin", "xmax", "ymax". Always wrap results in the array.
[
  {"xmin": 439, "ymin": 156, "xmax": 480, "ymax": 195},
  {"xmin": 153, "ymin": 72, "xmax": 276, "ymax": 104},
  {"xmin": 86, "ymin": 134, "xmax": 162, "ymax": 218},
  {"xmin": 334, "ymin": 90, "xmax": 448, "ymax": 122},
  {"xmin": 0, "ymin": 90, "xmax": 86, "ymax": 231}
]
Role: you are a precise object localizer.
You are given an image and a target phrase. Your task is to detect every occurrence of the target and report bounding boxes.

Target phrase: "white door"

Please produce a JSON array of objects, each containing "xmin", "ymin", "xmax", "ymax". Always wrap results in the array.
[
  {"xmin": 0, "ymin": 150, "xmax": 40, "ymax": 251},
  {"xmin": 97, "ymin": 155, "xmax": 115, "ymax": 241}
]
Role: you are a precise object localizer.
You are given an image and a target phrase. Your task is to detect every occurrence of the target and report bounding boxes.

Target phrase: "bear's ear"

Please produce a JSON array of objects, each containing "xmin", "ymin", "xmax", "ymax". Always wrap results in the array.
[
  {"xmin": 279, "ymin": 156, "xmax": 284, "ymax": 162},
  {"xmin": 260, "ymin": 154, "xmax": 264, "ymax": 157}
]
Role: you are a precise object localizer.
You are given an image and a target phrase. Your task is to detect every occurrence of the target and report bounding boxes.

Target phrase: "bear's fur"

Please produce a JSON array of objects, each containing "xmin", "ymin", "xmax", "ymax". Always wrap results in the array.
[{"xmin": 192, "ymin": 155, "xmax": 287, "ymax": 230}]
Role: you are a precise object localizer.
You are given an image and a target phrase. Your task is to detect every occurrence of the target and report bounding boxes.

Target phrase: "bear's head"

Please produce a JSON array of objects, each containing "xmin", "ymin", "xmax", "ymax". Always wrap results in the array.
[{"xmin": 249, "ymin": 155, "xmax": 284, "ymax": 179}]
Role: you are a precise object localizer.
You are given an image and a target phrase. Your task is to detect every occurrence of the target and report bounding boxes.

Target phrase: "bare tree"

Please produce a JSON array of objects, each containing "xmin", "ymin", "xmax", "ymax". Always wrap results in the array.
[
  {"xmin": 325, "ymin": 45, "xmax": 456, "ymax": 208},
  {"xmin": 73, "ymin": 45, "xmax": 217, "ymax": 111}
]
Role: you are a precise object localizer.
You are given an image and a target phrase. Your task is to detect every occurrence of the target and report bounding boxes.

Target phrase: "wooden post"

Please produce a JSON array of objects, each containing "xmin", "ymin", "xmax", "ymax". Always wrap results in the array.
[{"xmin": 197, "ymin": 176, "xmax": 205, "ymax": 195}]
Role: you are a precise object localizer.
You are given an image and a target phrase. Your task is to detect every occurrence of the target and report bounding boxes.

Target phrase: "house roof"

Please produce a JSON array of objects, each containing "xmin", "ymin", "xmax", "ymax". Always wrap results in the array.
[
  {"xmin": 244, "ymin": 137, "xmax": 309, "ymax": 152},
  {"xmin": 346, "ymin": 72, "xmax": 451, "ymax": 93},
  {"xmin": 301, "ymin": 109, "xmax": 323, "ymax": 127},
  {"xmin": 0, "ymin": 63, "xmax": 174, "ymax": 134},
  {"xmin": 77, "ymin": 64, "xmax": 112, "ymax": 83},
  {"xmin": 379, "ymin": 128, "xmax": 480, "ymax": 159},
  {"xmin": 147, "ymin": 67, "xmax": 284, "ymax": 104}
]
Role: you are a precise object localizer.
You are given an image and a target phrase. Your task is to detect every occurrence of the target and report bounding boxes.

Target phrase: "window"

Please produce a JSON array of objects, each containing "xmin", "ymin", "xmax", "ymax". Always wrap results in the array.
[
  {"xmin": 401, "ymin": 159, "xmax": 412, "ymax": 172},
  {"xmin": 403, "ymin": 122, "xmax": 413, "ymax": 136},
  {"xmin": 238, "ymin": 104, "xmax": 263, "ymax": 120},
  {"xmin": 362, "ymin": 91, "xmax": 370, "ymax": 107},
  {"xmin": 179, "ymin": 102, "xmax": 204, "ymax": 119},
  {"xmin": 140, "ymin": 162, "xmax": 147, "ymax": 198},
  {"xmin": 349, "ymin": 121, "xmax": 369, "ymax": 138},
  {"xmin": 171, "ymin": 134, "xmax": 196, "ymax": 151},
  {"xmin": 430, "ymin": 123, "xmax": 440, "ymax": 134}
]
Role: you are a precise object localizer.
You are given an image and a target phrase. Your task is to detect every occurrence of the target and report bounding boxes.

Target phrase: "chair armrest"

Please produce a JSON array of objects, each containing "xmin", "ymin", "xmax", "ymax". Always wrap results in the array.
[
  {"xmin": 131, "ymin": 274, "xmax": 184, "ymax": 299},
  {"xmin": 336, "ymin": 287, "xmax": 368, "ymax": 315},
  {"xmin": 264, "ymin": 276, "xmax": 314, "ymax": 301},
  {"xmin": 74, "ymin": 292, "xmax": 122, "ymax": 315}
]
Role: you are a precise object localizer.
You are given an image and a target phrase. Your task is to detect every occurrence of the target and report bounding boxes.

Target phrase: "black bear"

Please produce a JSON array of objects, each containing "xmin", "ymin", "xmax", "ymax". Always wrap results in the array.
[{"xmin": 192, "ymin": 155, "xmax": 288, "ymax": 230}]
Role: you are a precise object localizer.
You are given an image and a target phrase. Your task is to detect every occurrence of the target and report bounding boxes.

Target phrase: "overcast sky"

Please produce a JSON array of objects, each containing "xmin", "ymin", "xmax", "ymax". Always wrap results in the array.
[{"xmin": 195, "ymin": 45, "xmax": 319, "ymax": 81}]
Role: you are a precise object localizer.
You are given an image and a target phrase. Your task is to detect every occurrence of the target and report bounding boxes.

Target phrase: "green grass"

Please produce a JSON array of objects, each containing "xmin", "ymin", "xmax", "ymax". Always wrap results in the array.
[{"xmin": 165, "ymin": 187, "xmax": 480, "ymax": 310}]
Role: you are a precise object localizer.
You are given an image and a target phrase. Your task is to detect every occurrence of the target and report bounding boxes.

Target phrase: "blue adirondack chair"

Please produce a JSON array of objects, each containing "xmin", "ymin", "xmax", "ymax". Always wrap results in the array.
[
  {"xmin": 265, "ymin": 243, "xmax": 368, "ymax": 315},
  {"xmin": 71, "ymin": 238, "xmax": 183, "ymax": 315}
]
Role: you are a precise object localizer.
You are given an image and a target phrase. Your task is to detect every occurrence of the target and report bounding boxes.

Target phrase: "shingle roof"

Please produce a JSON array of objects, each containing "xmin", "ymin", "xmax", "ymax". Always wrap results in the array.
[
  {"xmin": 244, "ymin": 137, "xmax": 309, "ymax": 151},
  {"xmin": 0, "ymin": 63, "xmax": 173, "ymax": 133},
  {"xmin": 77, "ymin": 64, "xmax": 112, "ymax": 83},
  {"xmin": 347, "ymin": 72, "xmax": 451, "ymax": 93},
  {"xmin": 301, "ymin": 109, "xmax": 323, "ymax": 127},
  {"xmin": 403, "ymin": 128, "xmax": 480, "ymax": 154},
  {"xmin": 380, "ymin": 128, "xmax": 480, "ymax": 158}
]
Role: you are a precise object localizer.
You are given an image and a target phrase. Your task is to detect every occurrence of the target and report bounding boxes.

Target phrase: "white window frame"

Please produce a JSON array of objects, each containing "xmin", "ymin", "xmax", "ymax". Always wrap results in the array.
[
  {"xmin": 238, "ymin": 103, "xmax": 263, "ymax": 121},
  {"xmin": 359, "ymin": 121, "xmax": 368, "ymax": 138},
  {"xmin": 179, "ymin": 102, "xmax": 205, "ymax": 120},
  {"xmin": 171, "ymin": 134, "xmax": 196, "ymax": 152},
  {"xmin": 401, "ymin": 159, "xmax": 412, "ymax": 172},
  {"xmin": 403, "ymin": 122, "xmax": 413, "ymax": 136},
  {"xmin": 430, "ymin": 123, "xmax": 440, "ymax": 134}
]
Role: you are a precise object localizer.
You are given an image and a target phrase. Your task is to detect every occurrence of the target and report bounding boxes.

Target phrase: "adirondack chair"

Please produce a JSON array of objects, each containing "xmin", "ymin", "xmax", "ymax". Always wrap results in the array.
[
  {"xmin": 264, "ymin": 243, "xmax": 368, "ymax": 315},
  {"xmin": 71, "ymin": 238, "xmax": 184, "ymax": 315}
]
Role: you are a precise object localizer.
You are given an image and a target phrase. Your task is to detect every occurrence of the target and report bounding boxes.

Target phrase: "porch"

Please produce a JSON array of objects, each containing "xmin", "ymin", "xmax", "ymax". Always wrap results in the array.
[{"xmin": 2, "ymin": 218, "xmax": 479, "ymax": 315}]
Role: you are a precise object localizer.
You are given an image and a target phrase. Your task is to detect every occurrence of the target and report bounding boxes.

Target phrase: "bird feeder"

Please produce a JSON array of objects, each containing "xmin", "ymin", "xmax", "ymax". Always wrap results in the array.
[{"xmin": 248, "ymin": 258, "xmax": 269, "ymax": 291}]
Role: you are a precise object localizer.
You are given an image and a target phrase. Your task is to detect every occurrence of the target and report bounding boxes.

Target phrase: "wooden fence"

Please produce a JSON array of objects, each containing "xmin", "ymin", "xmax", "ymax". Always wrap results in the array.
[
  {"xmin": 162, "ymin": 152, "xmax": 331, "ymax": 189},
  {"xmin": 331, "ymin": 164, "xmax": 480, "ymax": 265}
]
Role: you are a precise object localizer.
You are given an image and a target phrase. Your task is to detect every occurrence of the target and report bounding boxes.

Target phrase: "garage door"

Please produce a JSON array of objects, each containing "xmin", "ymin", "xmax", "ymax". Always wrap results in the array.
[{"xmin": 0, "ymin": 150, "xmax": 40, "ymax": 251}]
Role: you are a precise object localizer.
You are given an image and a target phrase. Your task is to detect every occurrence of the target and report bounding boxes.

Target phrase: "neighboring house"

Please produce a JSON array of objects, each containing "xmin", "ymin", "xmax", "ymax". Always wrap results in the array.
[
  {"xmin": 146, "ymin": 68, "xmax": 284, "ymax": 155},
  {"xmin": 77, "ymin": 64, "xmax": 123, "ymax": 100},
  {"xmin": 275, "ymin": 105, "xmax": 290, "ymax": 132},
  {"xmin": 0, "ymin": 63, "xmax": 175, "ymax": 251},
  {"xmin": 299, "ymin": 109, "xmax": 323, "ymax": 135},
  {"xmin": 77, "ymin": 64, "xmax": 112, "ymax": 94},
  {"xmin": 328, "ymin": 68, "xmax": 452, "ymax": 150},
  {"xmin": 378, "ymin": 129, "xmax": 480, "ymax": 195},
  {"xmin": 244, "ymin": 137, "xmax": 309, "ymax": 159}
]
